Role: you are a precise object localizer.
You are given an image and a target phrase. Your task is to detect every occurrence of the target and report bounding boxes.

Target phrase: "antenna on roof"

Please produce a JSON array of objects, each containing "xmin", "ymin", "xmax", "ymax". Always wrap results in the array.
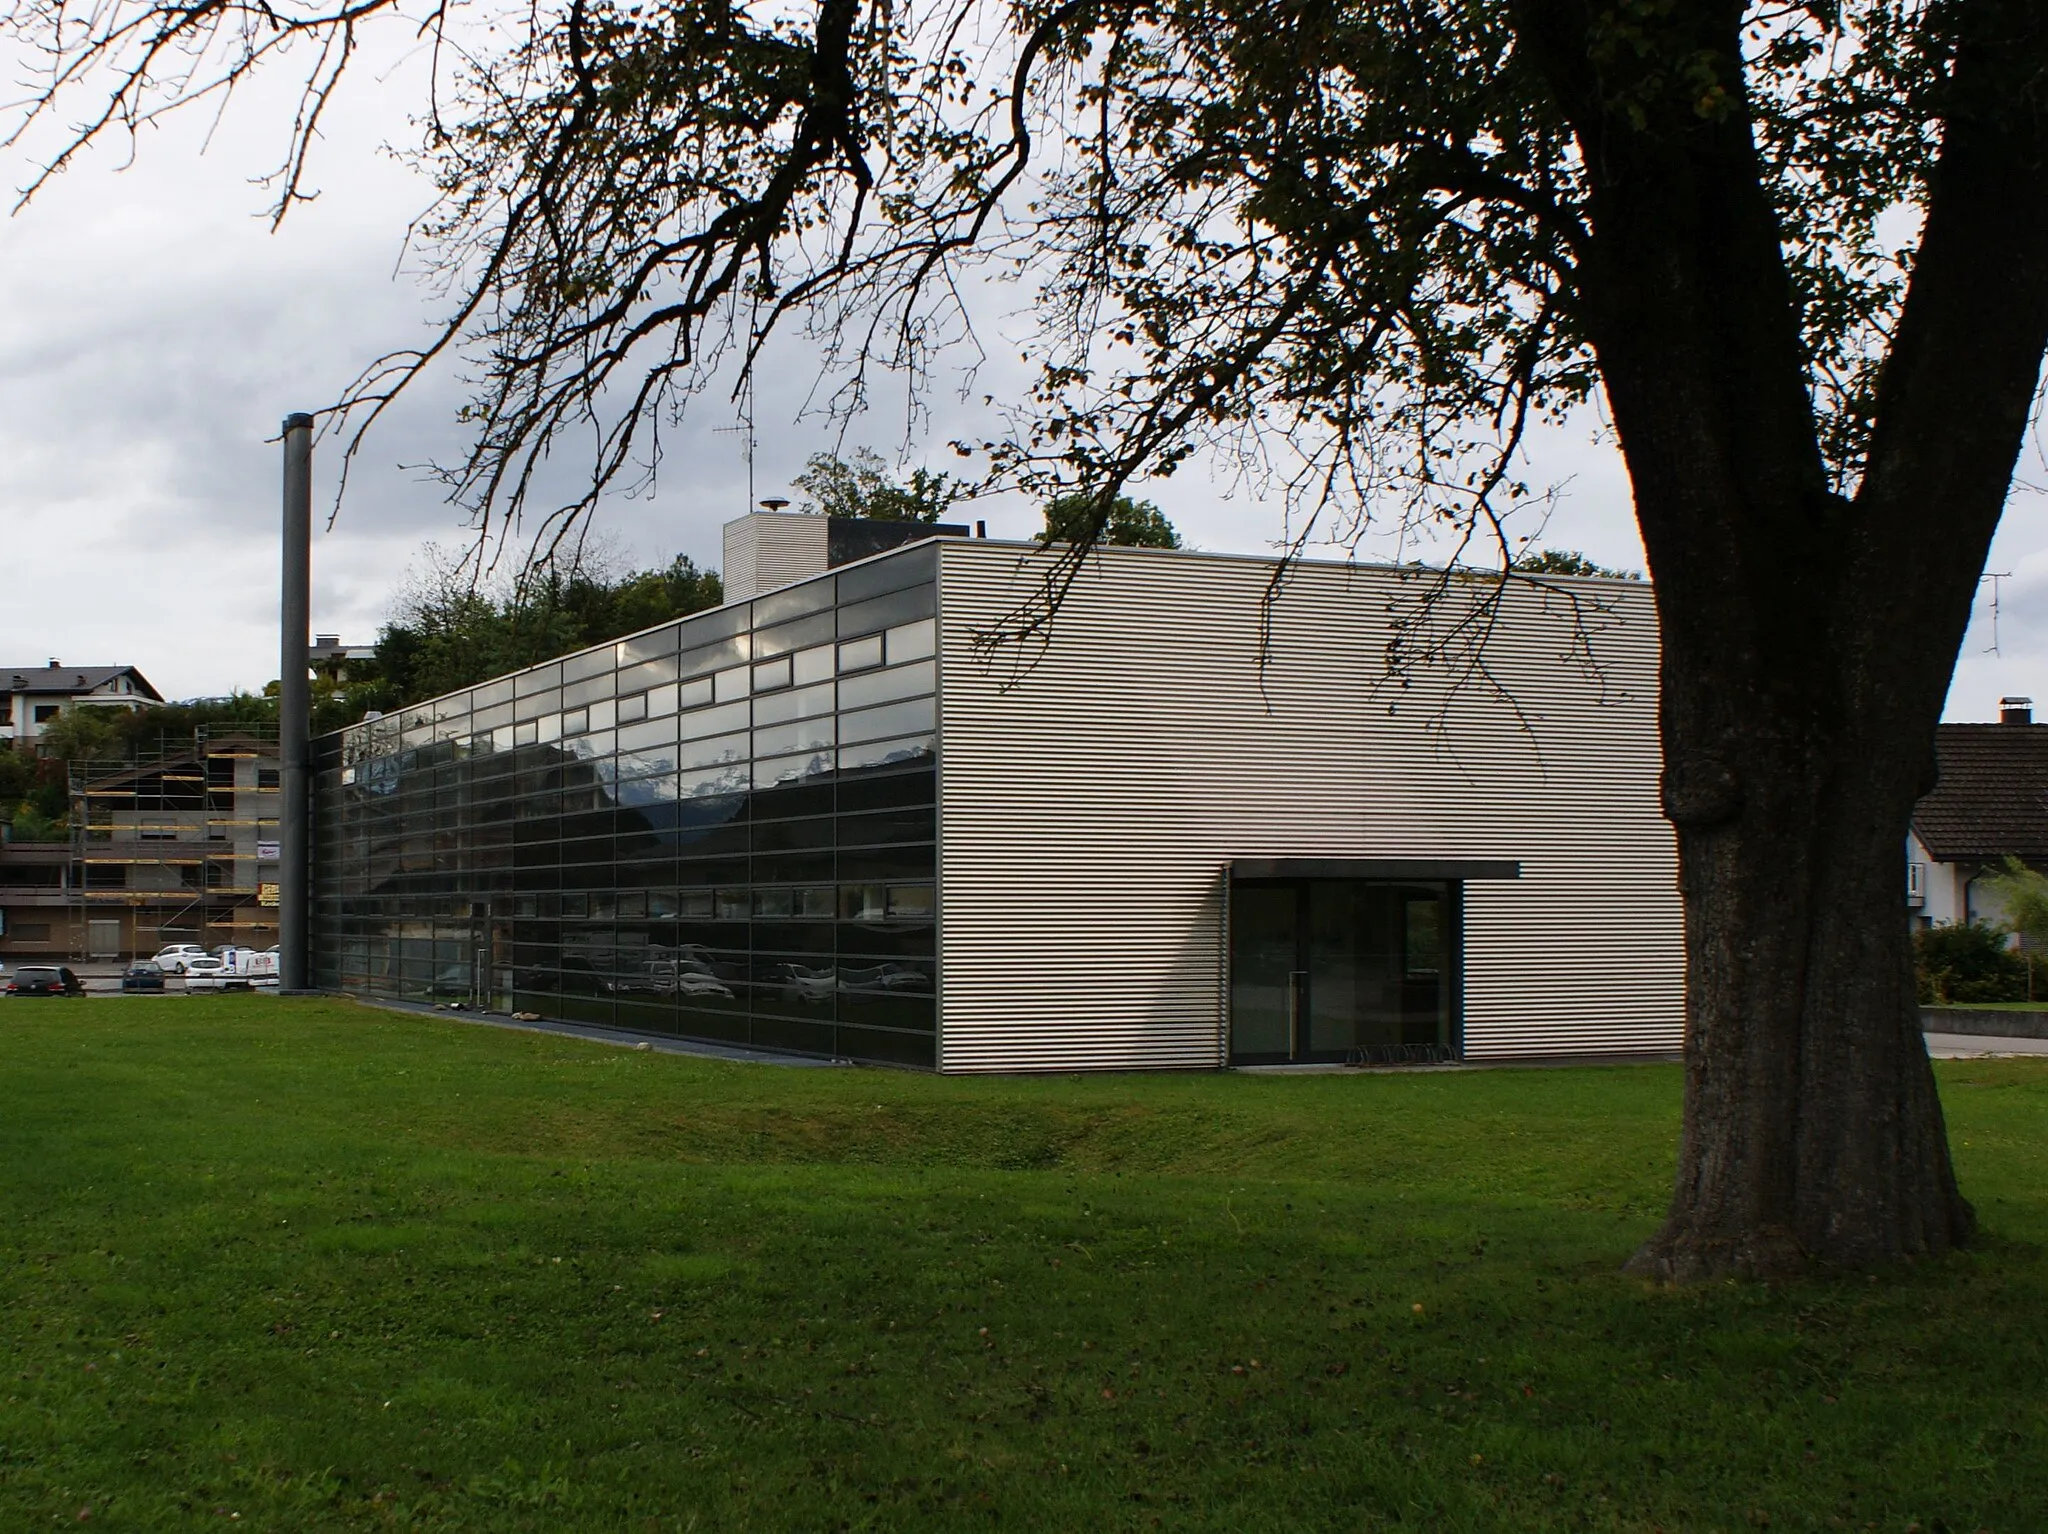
[
  {"xmin": 714, "ymin": 335, "xmax": 760, "ymax": 514},
  {"xmin": 760, "ymin": 497, "xmax": 790, "ymax": 512},
  {"xmin": 1982, "ymin": 570, "xmax": 2014, "ymax": 654}
]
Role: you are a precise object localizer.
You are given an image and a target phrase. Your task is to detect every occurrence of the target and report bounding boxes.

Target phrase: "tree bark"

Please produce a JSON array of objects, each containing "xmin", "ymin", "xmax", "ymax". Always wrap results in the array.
[{"xmin": 1514, "ymin": 0, "xmax": 2048, "ymax": 1278}]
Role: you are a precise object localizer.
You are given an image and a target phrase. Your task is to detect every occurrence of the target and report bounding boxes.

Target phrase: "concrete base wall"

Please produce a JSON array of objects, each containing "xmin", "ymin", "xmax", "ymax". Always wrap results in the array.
[{"xmin": 1920, "ymin": 1007, "xmax": 2048, "ymax": 1040}]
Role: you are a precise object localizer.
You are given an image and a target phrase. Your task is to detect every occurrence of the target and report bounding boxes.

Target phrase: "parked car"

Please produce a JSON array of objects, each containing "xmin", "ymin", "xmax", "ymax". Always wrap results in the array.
[
  {"xmin": 7, "ymin": 965, "xmax": 85, "ymax": 997},
  {"xmin": 151, "ymin": 945, "xmax": 209, "ymax": 974},
  {"xmin": 179, "ymin": 956, "xmax": 227, "ymax": 988},
  {"xmin": 120, "ymin": 961, "xmax": 167, "ymax": 993}
]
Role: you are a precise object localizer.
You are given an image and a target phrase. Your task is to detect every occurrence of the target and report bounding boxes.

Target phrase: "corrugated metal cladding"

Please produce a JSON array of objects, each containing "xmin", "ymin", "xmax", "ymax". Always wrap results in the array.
[
  {"xmin": 722, "ymin": 513, "xmax": 829, "ymax": 602},
  {"xmin": 934, "ymin": 542, "xmax": 1682, "ymax": 1072}
]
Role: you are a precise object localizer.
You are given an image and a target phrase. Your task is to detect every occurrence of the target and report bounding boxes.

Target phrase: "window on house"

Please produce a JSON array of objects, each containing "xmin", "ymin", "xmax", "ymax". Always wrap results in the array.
[
  {"xmin": 257, "ymin": 769, "xmax": 280, "ymax": 790},
  {"xmin": 33, "ymin": 704, "xmax": 61, "ymax": 723}
]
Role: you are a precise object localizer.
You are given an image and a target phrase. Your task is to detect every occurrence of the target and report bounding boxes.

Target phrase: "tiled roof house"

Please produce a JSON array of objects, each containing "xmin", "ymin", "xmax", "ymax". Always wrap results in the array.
[
  {"xmin": 1909, "ymin": 698, "xmax": 2048, "ymax": 927},
  {"xmin": 1, "ymin": 662, "xmax": 162, "ymax": 747}
]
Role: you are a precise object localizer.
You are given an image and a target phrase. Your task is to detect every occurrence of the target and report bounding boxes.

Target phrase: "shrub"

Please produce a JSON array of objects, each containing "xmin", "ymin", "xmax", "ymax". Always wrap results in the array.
[{"xmin": 1915, "ymin": 920, "xmax": 2028, "ymax": 1004}]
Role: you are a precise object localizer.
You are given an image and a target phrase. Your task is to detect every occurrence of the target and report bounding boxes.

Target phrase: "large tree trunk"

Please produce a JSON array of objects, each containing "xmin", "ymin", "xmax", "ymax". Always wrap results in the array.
[
  {"xmin": 1515, "ymin": 0, "xmax": 2048, "ymax": 1277},
  {"xmin": 1628, "ymin": 682, "xmax": 1975, "ymax": 1280}
]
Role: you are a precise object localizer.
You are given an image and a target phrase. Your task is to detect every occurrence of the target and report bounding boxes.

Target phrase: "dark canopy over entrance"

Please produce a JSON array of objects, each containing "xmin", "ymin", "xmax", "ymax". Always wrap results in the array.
[{"xmin": 1227, "ymin": 859, "xmax": 1519, "ymax": 1066}]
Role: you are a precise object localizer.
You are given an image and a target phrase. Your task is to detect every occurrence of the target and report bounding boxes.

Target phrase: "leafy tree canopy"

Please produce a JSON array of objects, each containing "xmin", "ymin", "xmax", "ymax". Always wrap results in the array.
[
  {"xmin": 1977, "ymin": 856, "xmax": 2048, "ymax": 953},
  {"xmin": 29, "ymin": 708, "xmax": 126, "ymax": 764},
  {"xmin": 1512, "ymin": 548, "xmax": 1642, "ymax": 580},
  {"xmin": 373, "ymin": 544, "xmax": 723, "ymax": 707},
  {"xmin": 1042, "ymin": 493, "xmax": 1182, "ymax": 549},
  {"xmin": 1915, "ymin": 920, "xmax": 2029, "ymax": 1006},
  {"xmin": 791, "ymin": 451, "xmax": 959, "ymax": 524},
  {"xmin": 0, "ymin": 746, "xmax": 66, "ymax": 840}
]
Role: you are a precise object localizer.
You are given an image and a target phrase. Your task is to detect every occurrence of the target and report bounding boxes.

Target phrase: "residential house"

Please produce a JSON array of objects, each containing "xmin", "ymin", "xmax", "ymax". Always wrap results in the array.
[
  {"xmin": 1908, "ymin": 697, "xmax": 2048, "ymax": 929},
  {"xmin": 0, "ymin": 661, "xmax": 162, "ymax": 746}
]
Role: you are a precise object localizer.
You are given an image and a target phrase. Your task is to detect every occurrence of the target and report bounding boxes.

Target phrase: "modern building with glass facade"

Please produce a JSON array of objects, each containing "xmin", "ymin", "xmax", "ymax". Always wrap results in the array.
[{"xmin": 311, "ymin": 522, "xmax": 1684, "ymax": 1070}]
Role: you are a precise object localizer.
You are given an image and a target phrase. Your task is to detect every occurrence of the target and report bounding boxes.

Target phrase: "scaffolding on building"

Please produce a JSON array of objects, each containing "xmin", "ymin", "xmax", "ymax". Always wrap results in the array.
[{"xmin": 66, "ymin": 722, "xmax": 283, "ymax": 960}]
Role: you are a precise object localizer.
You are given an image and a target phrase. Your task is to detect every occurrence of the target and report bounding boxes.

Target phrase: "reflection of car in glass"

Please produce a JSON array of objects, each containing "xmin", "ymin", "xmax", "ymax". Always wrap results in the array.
[
  {"xmin": 121, "ymin": 962, "xmax": 167, "ymax": 993},
  {"xmin": 644, "ymin": 946, "xmax": 739, "ymax": 997},
  {"xmin": 432, "ymin": 965, "xmax": 476, "ymax": 997},
  {"xmin": 838, "ymin": 962, "xmax": 932, "ymax": 993},
  {"xmin": 515, "ymin": 956, "xmax": 608, "ymax": 996},
  {"xmin": 7, "ymin": 965, "xmax": 85, "ymax": 997},
  {"xmin": 771, "ymin": 963, "xmax": 838, "ymax": 1004},
  {"xmin": 603, "ymin": 973, "xmax": 667, "ymax": 997}
]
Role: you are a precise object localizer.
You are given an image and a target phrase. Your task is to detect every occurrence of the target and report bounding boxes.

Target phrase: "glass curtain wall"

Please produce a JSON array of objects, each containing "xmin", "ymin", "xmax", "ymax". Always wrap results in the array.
[{"xmin": 310, "ymin": 544, "xmax": 941, "ymax": 1066}]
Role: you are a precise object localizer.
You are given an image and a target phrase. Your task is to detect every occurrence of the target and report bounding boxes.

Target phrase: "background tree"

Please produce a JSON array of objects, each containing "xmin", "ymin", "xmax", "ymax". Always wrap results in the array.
[
  {"xmin": 1042, "ymin": 493, "xmax": 1182, "ymax": 549},
  {"xmin": 1976, "ymin": 856, "xmax": 2048, "ymax": 997},
  {"xmin": 1914, "ymin": 921, "xmax": 2029, "ymax": 1006},
  {"xmin": 31, "ymin": 709, "xmax": 125, "ymax": 764},
  {"xmin": 792, "ymin": 450, "xmax": 959, "ymax": 523},
  {"xmin": 1513, "ymin": 549, "xmax": 1641, "ymax": 580},
  {"xmin": 12, "ymin": 0, "xmax": 2048, "ymax": 1277},
  {"xmin": 374, "ymin": 543, "xmax": 723, "ymax": 706},
  {"xmin": 0, "ymin": 747, "xmax": 67, "ymax": 842}
]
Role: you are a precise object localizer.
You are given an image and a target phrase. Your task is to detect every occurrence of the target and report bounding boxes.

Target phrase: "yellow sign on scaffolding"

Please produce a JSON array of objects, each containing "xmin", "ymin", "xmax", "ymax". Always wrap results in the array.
[{"xmin": 258, "ymin": 882, "xmax": 281, "ymax": 908}]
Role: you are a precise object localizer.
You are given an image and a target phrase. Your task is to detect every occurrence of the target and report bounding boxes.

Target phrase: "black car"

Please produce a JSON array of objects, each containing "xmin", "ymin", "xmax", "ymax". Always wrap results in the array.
[
  {"xmin": 120, "ymin": 962, "xmax": 167, "ymax": 994},
  {"xmin": 7, "ymin": 965, "xmax": 85, "ymax": 997}
]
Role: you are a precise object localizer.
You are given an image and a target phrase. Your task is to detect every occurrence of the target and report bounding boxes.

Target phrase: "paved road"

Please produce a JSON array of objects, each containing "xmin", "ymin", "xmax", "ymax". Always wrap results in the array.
[
  {"xmin": 16, "ymin": 971, "xmax": 2048, "ymax": 1060},
  {"xmin": 1924, "ymin": 1031, "xmax": 2048, "ymax": 1058}
]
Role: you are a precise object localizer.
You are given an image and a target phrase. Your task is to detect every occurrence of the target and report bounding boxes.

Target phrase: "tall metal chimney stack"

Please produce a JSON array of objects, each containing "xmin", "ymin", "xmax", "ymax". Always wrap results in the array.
[
  {"xmin": 2001, "ymin": 695, "xmax": 2034, "ymax": 725},
  {"xmin": 280, "ymin": 412, "xmax": 314, "ymax": 992}
]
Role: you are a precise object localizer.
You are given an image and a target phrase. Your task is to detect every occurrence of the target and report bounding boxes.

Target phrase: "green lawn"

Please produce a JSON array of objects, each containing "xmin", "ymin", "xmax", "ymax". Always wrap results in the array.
[
  {"xmin": 3, "ymin": 1000, "xmax": 2044, "ymax": 1531},
  {"xmin": 1924, "ymin": 1002, "xmax": 2048, "ymax": 1014}
]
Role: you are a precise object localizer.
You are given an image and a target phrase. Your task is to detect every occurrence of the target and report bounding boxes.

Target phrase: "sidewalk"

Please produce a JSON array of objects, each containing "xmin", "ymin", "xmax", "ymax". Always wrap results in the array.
[
  {"xmin": 1924, "ymin": 1031, "xmax": 2048, "ymax": 1059},
  {"xmin": 26, "ymin": 967, "xmax": 2048, "ymax": 1061}
]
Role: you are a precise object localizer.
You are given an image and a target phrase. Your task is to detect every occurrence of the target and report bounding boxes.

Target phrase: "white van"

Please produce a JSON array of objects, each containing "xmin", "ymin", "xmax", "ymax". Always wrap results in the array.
[{"xmin": 184, "ymin": 946, "xmax": 281, "ymax": 992}]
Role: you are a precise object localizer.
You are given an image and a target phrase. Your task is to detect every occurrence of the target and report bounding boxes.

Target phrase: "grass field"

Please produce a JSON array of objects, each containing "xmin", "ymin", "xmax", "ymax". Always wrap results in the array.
[
  {"xmin": 3, "ymin": 998, "xmax": 2045, "ymax": 1531},
  {"xmin": 1923, "ymin": 1002, "xmax": 2048, "ymax": 1014}
]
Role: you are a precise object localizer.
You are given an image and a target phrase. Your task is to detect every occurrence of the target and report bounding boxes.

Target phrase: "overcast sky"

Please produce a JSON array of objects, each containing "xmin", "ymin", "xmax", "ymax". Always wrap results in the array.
[{"xmin": 1, "ymin": 34, "xmax": 2042, "ymax": 720}]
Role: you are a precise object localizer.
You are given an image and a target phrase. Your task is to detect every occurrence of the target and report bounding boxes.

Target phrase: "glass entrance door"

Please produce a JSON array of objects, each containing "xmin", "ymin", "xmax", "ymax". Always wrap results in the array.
[
  {"xmin": 1230, "ymin": 879, "xmax": 1454, "ymax": 1064},
  {"xmin": 1229, "ymin": 883, "xmax": 1300, "ymax": 1059}
]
